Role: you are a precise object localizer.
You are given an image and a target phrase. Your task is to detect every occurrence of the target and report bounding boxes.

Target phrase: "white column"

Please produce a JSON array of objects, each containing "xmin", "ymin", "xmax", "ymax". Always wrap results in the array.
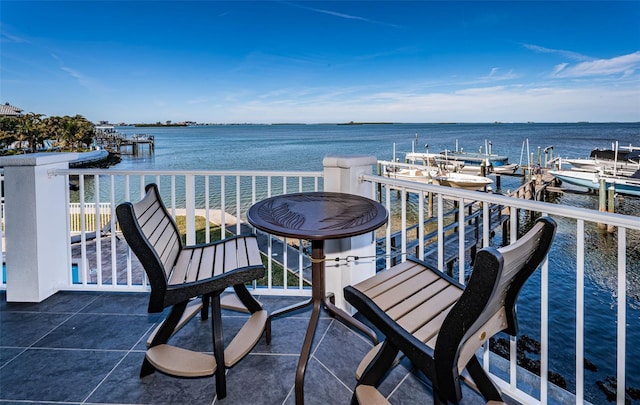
[
  {"xmin": 1, "ymin": 153, "xmax": 74, "ymax": 302},
  {"xmin": 322, "ymin": 154, "xmax": 379, "ymax": 312}
]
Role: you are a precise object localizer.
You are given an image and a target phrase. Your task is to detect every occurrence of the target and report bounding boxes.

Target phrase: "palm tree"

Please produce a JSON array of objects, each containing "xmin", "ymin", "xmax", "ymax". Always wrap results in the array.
[
  {"xmin": 0, "ymin": 116, "xmax": 19, "ymax": 151},
  {"xmin": 61, "ymin": 115, "xmax": 94, "ymax": 150},
  {"xmin": 43, "ymin": 115, "xmax": 65, "ymax": 149},
  {"xmin": 72, "ymin": 115, "xmax": 95, "ymax": 149},
  {"xmin": 15, "ymin": 113, "xmax": 45, "ymax": 153}
]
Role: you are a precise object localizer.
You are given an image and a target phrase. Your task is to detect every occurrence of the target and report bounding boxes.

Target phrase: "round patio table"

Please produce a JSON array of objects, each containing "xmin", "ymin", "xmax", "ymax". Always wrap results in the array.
[{"xmin": 246, "ymin": 191, "xmax": 388, "ymax": 405}]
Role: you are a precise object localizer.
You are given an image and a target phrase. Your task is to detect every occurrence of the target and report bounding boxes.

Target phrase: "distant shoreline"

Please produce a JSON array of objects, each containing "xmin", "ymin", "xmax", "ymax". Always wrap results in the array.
[
  {"xmin": 133, "ymin": 123, "xmax": 188, "ymax": 127},
  {"xmin": 112, "ymin": 121, "xmax": 640, "ymax": 127}
]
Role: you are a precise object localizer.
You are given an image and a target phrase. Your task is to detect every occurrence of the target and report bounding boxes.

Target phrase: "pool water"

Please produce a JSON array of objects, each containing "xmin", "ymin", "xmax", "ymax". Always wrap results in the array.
[{"xmin": 2, "ymin": 263, "xmax": 80, "ymax": 284}]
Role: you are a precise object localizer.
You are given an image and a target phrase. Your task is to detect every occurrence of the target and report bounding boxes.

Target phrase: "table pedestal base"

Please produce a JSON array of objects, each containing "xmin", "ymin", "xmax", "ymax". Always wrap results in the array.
[{"xmin": 264, "ymin": 240, "xmax": 378, "ymax": 405}]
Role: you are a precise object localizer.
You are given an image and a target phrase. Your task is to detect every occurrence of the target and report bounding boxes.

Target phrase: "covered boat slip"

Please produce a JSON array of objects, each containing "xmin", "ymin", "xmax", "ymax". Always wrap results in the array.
[
  {"xmin": 403, "ymin": 138, "xmax": 514, "ymax": 173},
  {"xmin": 380, "ymin": 160, "xmax": 495, "ymax": 191}
]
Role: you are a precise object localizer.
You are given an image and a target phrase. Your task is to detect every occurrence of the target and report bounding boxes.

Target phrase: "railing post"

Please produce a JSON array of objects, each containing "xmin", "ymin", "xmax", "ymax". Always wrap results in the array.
[
  {"xmin": 0, "ymin": 153, "xmax": 73, "ymax": 302},
  {"xmin": 322, "ymin": 154, "xmax": 378, "ymax": 312}
]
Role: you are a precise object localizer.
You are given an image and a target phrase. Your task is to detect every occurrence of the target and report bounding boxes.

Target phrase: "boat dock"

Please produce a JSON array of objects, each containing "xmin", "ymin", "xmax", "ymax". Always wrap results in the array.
[
  {"xmin": 95, "ymin": 131, "xmax": 155, "ymax": 156},
  {"xmin": 386, "ymin": 200, "xmax": 510, "ymax": 274}
]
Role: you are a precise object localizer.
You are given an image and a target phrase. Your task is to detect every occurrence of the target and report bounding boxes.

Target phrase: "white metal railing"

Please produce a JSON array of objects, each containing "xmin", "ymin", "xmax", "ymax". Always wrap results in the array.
[
  {"xmin": 69, "ymin": 203, "xmax": 113, "ymax": 232},
  {"xmin": 58, "ymin": 168, "xmax": 324, "ymax": 293},
  {"xmin": 361, "ymin": 173, "xmax": 639, "ymax": 405}
]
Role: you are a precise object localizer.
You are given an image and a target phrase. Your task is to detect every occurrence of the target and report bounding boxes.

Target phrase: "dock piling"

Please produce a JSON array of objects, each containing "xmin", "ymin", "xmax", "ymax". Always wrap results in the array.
[
  {"xmin": 607, "ymin": 186, "xmax": 615, "ymax": 233},
  {"xmin": 598, "ymin": 179, "xmax": 607, "ymax": 230}
]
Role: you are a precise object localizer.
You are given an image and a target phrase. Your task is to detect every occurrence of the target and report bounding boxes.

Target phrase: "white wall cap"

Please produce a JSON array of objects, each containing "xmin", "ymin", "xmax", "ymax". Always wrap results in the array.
[
  {"xmin": 323, "ymin": 154, "xmax": 377, "ymax": 168},
  {"xmin": 0, "ymin": 152, "xmax": 80, "ymax": 167}
]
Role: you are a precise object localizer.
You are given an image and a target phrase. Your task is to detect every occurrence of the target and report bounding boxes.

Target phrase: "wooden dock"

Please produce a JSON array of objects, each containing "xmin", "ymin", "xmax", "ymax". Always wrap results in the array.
[
  {"xmin": 95, "ymin": 133, "xmax": 155, "ymax": 156},
  {"xmin": 385, "ymin": 200, "xmax": 510, "ymax": 274}
]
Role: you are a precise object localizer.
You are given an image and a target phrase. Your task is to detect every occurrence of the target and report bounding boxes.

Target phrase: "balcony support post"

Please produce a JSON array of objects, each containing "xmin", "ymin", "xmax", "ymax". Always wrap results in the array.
[
  {"xmin": 0, "ymin": 153, "xmax": 73, "ymax": 302},
  {"xmin": 322, "ymin": 154, "xmax": 379, "ymax": 312}
]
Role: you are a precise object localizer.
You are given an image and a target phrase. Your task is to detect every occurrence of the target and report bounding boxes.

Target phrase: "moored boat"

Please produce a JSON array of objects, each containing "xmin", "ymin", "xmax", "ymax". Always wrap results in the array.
[
  {"xmin": 432, "ymin": 171, "xmax": 494, "ymax": 191},
  {"xmin": 382, "ymin": 160, "xmax": 493, "ymax": 191},
  {"xmin": 439, "ymin": 139, "xmax": 510, "ymax": 167},
  {"xmin": 564, "ymin": 143, "xmax": 640, "ymax": 176},
  {"xmin": 385, "ymin": 166, "xmax": 434, "ymax": 184},
  {"xmin": 550, "ymin": 169, "xmax": 640, "ymax": 197}
]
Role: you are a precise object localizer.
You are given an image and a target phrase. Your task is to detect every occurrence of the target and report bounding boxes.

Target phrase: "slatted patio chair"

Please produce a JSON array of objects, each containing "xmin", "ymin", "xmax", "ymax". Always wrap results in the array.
[
  {"xmin": 344, "ymin": 216, "xmax": 556, "ymax": 404},
  {"xmin": 116, "ymin": 183, "xmax": 267, "ymax": 399}
]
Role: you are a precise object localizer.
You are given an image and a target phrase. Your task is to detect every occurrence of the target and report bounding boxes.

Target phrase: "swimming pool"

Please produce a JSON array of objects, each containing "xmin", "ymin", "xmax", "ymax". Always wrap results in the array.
[{"xmin": 2, "ymin": 263, "xmax": 80, "ymax": 284}]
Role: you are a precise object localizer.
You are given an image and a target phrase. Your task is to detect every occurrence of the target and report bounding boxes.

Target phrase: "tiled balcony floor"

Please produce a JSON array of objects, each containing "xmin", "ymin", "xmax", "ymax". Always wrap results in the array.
[{"xmin": 0, "ymin": 290, "xmax": 488, "ymax": 405}]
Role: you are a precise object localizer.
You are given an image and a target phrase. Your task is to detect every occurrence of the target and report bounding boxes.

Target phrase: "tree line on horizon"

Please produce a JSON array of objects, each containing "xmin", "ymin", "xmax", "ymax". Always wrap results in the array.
[{"xmin": 0, "ymin": 113, "xmax": 95, "ymax": 154}]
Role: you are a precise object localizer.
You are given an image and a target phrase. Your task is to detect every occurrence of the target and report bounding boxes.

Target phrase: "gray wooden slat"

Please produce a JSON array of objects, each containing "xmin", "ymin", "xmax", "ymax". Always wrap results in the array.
[
  {"xmin": 246, "ymin": 237, "xmax": 262, "ymax": 266},
  {"xmin": 353, "ymin": 260, "xmax": 416, "ymax": 292},
  {"xmin": 384, "ymin": 278, "xmax": 452, "ymax": 320},
  {"xmin": 185, "ymin": 248, "xmax": 202, "ymax": 283},
  {"xmin": 223, "ymin": 239, "xmax": 238, "ymax": 272},
  {"xmin": 362, "ymin": 262, "xmax": 427, "ymax": 298},
  {"xmin": 395, "ymin": 285, "xmax": 461, "ymax": 334},
  {"xmin": 169, "ymin": 250, "xmax": 191, "ymax": 284},
  {"xmin": 198, "ymin": 244, "xmax": 215, "ymax": 281},
  {"xmin": 371, "ymin": 270, "xmax": 441, "ymax": 312}
]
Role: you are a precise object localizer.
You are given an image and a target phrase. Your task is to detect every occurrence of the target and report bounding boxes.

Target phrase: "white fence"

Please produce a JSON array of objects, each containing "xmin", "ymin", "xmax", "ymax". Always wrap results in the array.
[{"xmin": 60, "ymin": 169, "xmax": 324, "ymax": 292}]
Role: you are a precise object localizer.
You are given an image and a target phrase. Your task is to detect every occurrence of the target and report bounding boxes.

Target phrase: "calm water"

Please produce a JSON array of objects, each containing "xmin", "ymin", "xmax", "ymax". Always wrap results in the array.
[{"xmin": 114, "ymin": 122, "xmax": 640, "ymax": 402}]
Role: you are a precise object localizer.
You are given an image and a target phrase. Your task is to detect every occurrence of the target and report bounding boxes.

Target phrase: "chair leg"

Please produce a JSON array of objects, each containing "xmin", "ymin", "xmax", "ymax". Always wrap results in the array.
[
  {"xmin": 201, "ymin": 294, "xmax": 210, "ymax": 320},
  {"xmin": 433, "ymin": 389, "xmax": 448, "ymax": 405},
  {"xmin": 210, "ymin": 294, "xmax": 227, "ymax": 399},
  {"xmin": 466, "ymin": 355, "xmax": 502, "ymax": 402},
  {"xmin": 233, "ymin": 283, "xmax": 262, "ymax": 313},
  {"xmin": 358, "ymin": 340, "xmax": 399, "ymax": 386},
  {"xmin": 351, "ymin": 341, "xmax": 398, "ymax": 405},
  {"xmin": 141, "ymin": 301, "xmax": 188, "ymax": 377}
]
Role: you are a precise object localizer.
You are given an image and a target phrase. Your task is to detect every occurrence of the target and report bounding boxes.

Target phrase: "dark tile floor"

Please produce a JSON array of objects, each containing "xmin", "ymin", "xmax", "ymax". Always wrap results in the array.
[{"xmin": 0, "ymin": 290, "xmax": 487, "ymax": 405}]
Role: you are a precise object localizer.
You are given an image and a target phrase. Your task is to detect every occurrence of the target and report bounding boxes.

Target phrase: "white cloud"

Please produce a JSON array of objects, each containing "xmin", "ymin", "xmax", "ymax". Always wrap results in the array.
[
  {"xmin": 286, "ymin": 2, "xmax": 403, "ymax": 29},
  {"xmin": 482, "ymin": 68, "xmax": 518, "ymax": 81},
  {"xmin": 551, "ymin": 63, "xmax": 569, "ymax": 76},
  {"xmin": 188, "ymin": 82, "xmax": 639, "ymax": 124},
  {"xmin": 523, "ymin": 43, "xmax": 592, "ymax": 62},
  {"xmin": 551, "ymin": 51, "xmax": 640, "ymax": 78}
]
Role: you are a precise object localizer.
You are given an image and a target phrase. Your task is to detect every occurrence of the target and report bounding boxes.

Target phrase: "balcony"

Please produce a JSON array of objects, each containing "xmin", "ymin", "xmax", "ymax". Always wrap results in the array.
[{"xmin": 1, "ymin": 153, "xmax": 638, "ymax": 404}]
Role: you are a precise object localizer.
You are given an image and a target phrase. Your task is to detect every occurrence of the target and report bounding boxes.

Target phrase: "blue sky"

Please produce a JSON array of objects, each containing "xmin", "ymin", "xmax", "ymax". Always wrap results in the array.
[{"xmin": 1, "ymin": 1, "xmax": 639, "ymax": 123}]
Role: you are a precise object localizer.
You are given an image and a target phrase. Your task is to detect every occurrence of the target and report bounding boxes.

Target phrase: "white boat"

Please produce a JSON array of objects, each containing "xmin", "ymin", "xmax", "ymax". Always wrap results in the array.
[
  {"xmin": 492, "ymin": 163, "xmax": 520, "ymax": 175},
  {"xmin": 432, "ymin": 171, "xmax": 493, "ymax": 191},
  {"xmin": 564, "ymin": 144, "xmax": 640, "ymax": 177},
  {"xmin": 550, "ymin": 169, "xmax": 640, "ymax": 197},
  {"xmin": 406, "ymin": 141, "xmax": 518, "ymax": 176},
  {"xmin": 385, "ymin": 167, "xmax": 434, "ymax": 184},
  {"xmin": 564, "ymin": 158, "xmax": 639, "ymax": 177}
]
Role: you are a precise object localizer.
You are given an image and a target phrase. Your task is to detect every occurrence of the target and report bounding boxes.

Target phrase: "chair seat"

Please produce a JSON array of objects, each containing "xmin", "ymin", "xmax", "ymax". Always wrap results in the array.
[
  {"xmin": 355, "ymin": 385, "xmax": 391, "ymax": 405},
  {"xmin": 146, "ymin": 344, "xmax": 217, "ymax": 377},
  {"xmin": 145, "ymin": 309, "xmax": 268, "ymax": 377}
]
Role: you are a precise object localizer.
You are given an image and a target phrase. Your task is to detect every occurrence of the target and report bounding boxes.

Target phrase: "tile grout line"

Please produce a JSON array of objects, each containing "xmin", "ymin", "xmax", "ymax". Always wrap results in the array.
[{"xmin": 80, "ymin": 319, "xmax": 160, "ymax": 405}]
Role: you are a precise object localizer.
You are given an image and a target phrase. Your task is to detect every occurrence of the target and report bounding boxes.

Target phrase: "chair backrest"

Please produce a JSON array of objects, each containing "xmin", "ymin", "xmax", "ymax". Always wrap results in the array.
[
  {"xmin": 116, "ymin": 183, "xmax": 184, "ymax": 309},
  {"xmin": 434, "ymin": 216, "xmax": 556, "ymax": 398}
]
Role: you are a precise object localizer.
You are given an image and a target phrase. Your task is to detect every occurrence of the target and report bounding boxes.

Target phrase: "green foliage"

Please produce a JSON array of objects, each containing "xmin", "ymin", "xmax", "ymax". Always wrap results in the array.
[{"xmin": 1, "ymin": 112, "xmax": 95, "ymax": 153}]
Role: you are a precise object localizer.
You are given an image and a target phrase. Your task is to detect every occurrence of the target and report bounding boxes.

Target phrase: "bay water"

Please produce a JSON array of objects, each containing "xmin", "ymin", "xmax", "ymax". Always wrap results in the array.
[{"xmin": 114, "ymin": 122, "xmax": 639, "ymax": 402}]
